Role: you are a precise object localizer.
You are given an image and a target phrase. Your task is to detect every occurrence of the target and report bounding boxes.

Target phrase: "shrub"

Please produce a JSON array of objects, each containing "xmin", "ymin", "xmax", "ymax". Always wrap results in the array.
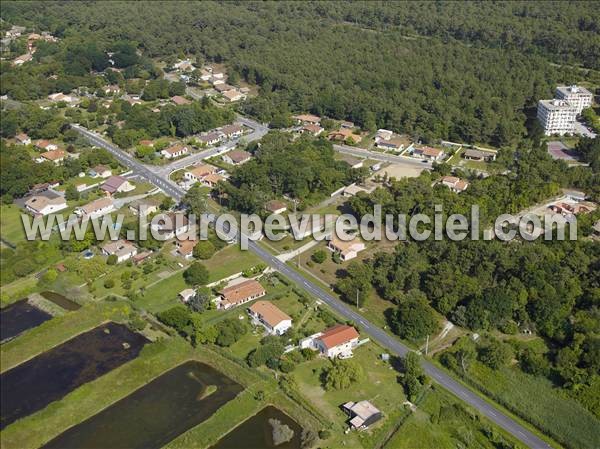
[
  {"xmin": 311, "ymin": 249, "xmax": 327, "ymax": 264},
  {"xmin": 103, "ymin": 278, "xmax": 115, "ymax": 289},
  {"xmin": 279, "ymin": 359, "xmax": 295, "ymax": 373},
  {"xmin": 106, "ymin": 254, "xmax": 118, "ymax": 265},
  {"xmin": 183, "ymin": 262, "xmax": 209, "ymax": 286},
  {"xmin": 318, "ymin": 430, "xmax": 331, "ymax": 440}
]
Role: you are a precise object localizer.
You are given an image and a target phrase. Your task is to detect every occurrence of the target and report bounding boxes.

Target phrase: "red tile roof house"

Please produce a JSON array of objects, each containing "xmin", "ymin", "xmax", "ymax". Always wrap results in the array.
[
  {"xmin": 175, "ymin": 238, "xmax": 198, "ymax": 259},
  {"xmin": 16, "ymin": 133, "xmax": 31, "ymax": 145},
  {"xmin": 101, "ymin": 239, "xmax": 138, "ymax": 263},
  {"xmin": 161, "ymin": 143, "xmax": 189, "ymax": 159},
  {"xmin": 35, "ymin": 140, "xmax": 58, "ymax": 151},
  {"xmin": 315, "ymin": 324, "xmax": 360, "ymax": 358},
  {"xmin": 100, "ymin": 175, "xmax": 134, "ymax": 196},
  {"xmin": 75, "ymin": 197, "xmax": 115, "ymax": 219},
  {"xmin": 220, "ymin": 124, "xmax": 244, "ymax": 139},
  {"xmin": 327, "ymin": 235, "xmax": 365, "ymax": 261},
  {"xmin": 222, "ymin": 149, "xmax": 251, "ymax": 165},
  {"xmin": 293, "ymin": 114, "xmax": 321, "ymax": 125},
  {"xmin": 412, "ymin": 146, "xmax": 445, "ymax": 161},
  {"xmin": 440, "ymin": 176, "xmax": 469, "ymax": 193},
  {"xmin": 184, "ymin": 164, "xmax": 217, "ymax": 183},
  {"xmin": 218, "ymin": 279, "xmax": 266, "ymax": 310},
  {"xmin": 24, "ymin": 195, "xmax": 67, "ymax": 216},
  {"xmin": 248, "ymin": 300, "xmax": 292, "ymax": 335},
  {"xmin": 302, "ymin": 123, "xmax": 324, "ymax": 136},
  {"xmin": 171, "ymin": 95, "xmax": 192, "ymax": 106},
  {"xmin": 88, "ymin": 164, "xmax": 112, "ymax": 178},
  {"xmin": 222, "ymin": 90, "xmax": 246, "ymax": 102},
  {"xmin": 201, "ymin": 173, "xmax": 225, "ymax": 188},
  {"xmin": 198, "ymin": 131, "xmax": 223, "ymax": 146},
  {"xmin": 139, "ymin": 139, "xmax": 154, "ymax": 147},
  {"xmin": 264, "ymin": 200, "xmax": 287, "ymax": 215},
  {"xmin": 35, "ymin": 149, "xmax": 66, "ymax": 165},
  {"xmin": 150, "ymin": 212, "xmax": 190, "ymax": 240},
  {"xmin": 215, "ymin": 83, "xmax": 234, "ymax": 93}
]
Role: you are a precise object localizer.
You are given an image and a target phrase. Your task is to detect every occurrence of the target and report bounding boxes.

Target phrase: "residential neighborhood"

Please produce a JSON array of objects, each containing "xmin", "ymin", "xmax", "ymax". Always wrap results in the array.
[{"xmin": 1, "ymin": 4, "xmax": 599, "ymax": 449}]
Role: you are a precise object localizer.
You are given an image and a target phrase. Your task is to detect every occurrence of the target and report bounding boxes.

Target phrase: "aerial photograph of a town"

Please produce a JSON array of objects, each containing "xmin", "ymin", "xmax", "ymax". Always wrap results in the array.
[{"xmin": 0, "ymin": 2, "xmax": 598, "ymax": 449}]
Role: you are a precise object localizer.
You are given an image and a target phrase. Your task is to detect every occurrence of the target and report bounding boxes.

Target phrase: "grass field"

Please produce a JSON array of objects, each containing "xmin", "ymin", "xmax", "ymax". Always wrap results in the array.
[
  {"xmin": 451, "ymin": 360, "xmax": 600, "ymax": 449},
  {"xmin": 205, "ymin": 244, "xmax": 262, "ymax": 282},
  {"xmin": 1, "ymin": 204, "xmax": 27, "ymax": 245},
  {"xmin": 293, "ymin": 343, "xmax": 408, "ymax": 449},
  {"xmin": 384, "ymin": 386, "xmax": 519, "ymax": 449}
]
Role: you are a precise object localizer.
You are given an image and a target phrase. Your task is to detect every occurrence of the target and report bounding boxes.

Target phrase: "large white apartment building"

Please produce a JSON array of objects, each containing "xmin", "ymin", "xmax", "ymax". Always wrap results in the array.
[
  {"xmin": 537, "ymin": 99, "xmax": 577, "ymax": 136},
  {"xmin": 555, "ymin": 85, "xmax": 593, "ymax": 114}
]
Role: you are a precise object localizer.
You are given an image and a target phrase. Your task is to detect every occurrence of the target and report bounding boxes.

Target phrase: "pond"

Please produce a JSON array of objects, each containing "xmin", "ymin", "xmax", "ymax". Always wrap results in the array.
[
  {"xmin": 0, "ymin": 299, "xmax": 52, "ymax": 343},
  {"xmin": 42, "ymin": 360, "xmax": 243, "ymax": 449},
  {"xmin": 211, "ymin": 406, "xmax": 303, "ymax": 449},
  {"xmin": 40, "ymin": 291, "xmax": 81, "ymax": 311},
  {"xmin": 0, "ymin": 322, "xmax": 148, "ymax": 430}
]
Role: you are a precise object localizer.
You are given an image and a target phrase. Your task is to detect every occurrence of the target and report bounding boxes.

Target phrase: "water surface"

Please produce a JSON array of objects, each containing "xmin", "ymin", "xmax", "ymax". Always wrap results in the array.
[
  {"xmin": 43, "ymin": 360, "xmax": 243, "ymax": 449},
  {"xmin": 212, "ymin": 406, "xmax": 302, "ymax": 449},
  {"xmin": 0, "ymin": 299, "xmax": 52, "ymax": 343},
  {"xmin": 1, "ymin": 322, "xmax": 147, "ymax": 429},
  {"xmin": 40, "ymin": 291, "xmax": 81, "ymax": 311}
]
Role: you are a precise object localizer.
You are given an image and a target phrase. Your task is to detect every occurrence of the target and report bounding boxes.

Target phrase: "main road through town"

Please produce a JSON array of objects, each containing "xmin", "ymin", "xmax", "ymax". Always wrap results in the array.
[{"xmin": 72, "ymin": 122, "xmax": 552, "ymax": 449}]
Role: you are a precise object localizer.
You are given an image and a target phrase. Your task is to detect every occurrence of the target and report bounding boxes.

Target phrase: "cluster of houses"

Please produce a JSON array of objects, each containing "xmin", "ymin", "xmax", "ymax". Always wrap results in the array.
[
  {"xmin": 375, "ymin": 129, "xmax": 413, "ymax": 153},
  {"xmin": 293, "ymin": 114, "xmax": 325, "ymax": 136},
  {"xmin": 197, "ymin": 123, "xmax": 245, "ymax": 147},
  {"xmin": 7, "ymin": 27, "xmax": 58, "ymax": 66},
  {"xmin": 24, "ymin": 190, "xmax": 68, "ymax": 216},
  {"xmin": 172, "ymin": 60, "xmax": 248, "ymax": 102},
  {"xmin": 183, "ymin": 163, "xmax": 225, "ymax": 189},
  {"xmin": 546, "ymin": 190, "xmax": 597, "ymax": 221},
  {"xmin": 181, "ymin": 274, "xmax": 365, "ymax": 360},
  {"xmin": 154, "ymin": 123, "xmax": 246, "ymax": 161}
]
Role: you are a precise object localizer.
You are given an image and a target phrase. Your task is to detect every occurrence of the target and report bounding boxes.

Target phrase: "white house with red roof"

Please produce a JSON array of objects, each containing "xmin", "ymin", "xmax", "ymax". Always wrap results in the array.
[
  {"xmin": 161, "ymin": 144, "xmax": 189, "ymax": 159},
  {"xmin": 301, "ymin": 324, "xmax": 360, "ymax": 359}
]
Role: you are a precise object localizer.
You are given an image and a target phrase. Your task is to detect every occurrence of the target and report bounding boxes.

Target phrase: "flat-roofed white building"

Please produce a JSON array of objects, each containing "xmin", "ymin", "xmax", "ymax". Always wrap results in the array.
[
  {"xmin": 555, "ymin": 85, "xmax": 593, "ymax": 114},
  {"xmin": 537, "ymin": 99, "xmax": 577, "ymax": 136}
]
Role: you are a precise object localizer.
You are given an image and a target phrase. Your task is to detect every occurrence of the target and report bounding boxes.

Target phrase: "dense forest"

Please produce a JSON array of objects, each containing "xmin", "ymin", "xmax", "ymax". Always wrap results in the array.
[
  {"xmin": 338, "ymin": 143, "xmax": 600, "ymax": 422},
  {"xmin": 107, "ymin": 98, "xmax": 234, "ymax": 148},
  {"xmin": 2, "ymin": 1, "xmax": 597, "ymax": 145},
  {"xmin": 220, "ymin": 132, "xmax": 363, "ymax": 213}
]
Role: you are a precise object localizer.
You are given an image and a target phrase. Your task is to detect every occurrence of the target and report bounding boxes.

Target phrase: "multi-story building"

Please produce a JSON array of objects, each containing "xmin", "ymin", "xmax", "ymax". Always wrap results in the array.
[
  {"xmin": 555, "ymin": 85, "xmax": 593, "ymax": 114},
  {"xmin": 537, "ymin": 99, "xmax": 577, "ymax": 136}
]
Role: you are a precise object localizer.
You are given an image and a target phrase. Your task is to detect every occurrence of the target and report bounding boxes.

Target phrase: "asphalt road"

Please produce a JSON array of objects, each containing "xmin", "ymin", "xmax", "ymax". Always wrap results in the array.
[
  {"xmin": 333, "ymin": 142, "xmax": 433, "ymax": 169},
  {"xmin": 73, "ymin": 123, "xmax": 552, "ymax": 449},
  {"xmin": 72, "ymin": 125, "xmax": 186, "ymax": 201}
]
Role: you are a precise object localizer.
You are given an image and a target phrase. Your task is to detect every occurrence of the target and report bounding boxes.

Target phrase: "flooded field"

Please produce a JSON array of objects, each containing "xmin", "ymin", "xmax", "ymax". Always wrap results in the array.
[
  {"xmin": 0, "ymin": 299, "xmax": 52, "ymax": 343},
  {"xmin": 42, "ymin": 360, "xmax": 243, "ymax": 449},
  {"xmin": 0, "ymin": 322, "xmax": 147, "ymax": 429},
  {"xmin": 212, "ymin": 406, "xmax": 302, "ymax": 449},
  {"xmin": 40, "ymin": 291, "xmax": 81, "ymax": 311}
]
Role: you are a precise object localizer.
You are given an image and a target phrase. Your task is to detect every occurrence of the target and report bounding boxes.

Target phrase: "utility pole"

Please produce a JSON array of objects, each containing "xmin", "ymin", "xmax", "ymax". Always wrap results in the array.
[
  {"xmin": 356, "ymin": 289, "xmax": 360, "ymax": 309},
  {"xmin": 425, "ymin": 334, "xmax": 429, "ymax": 357}
]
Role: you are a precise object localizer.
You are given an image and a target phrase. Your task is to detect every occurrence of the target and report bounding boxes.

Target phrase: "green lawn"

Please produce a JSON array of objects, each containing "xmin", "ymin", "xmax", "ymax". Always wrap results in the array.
[
  {"xmin": 114, "ymin": 181, "xmax": 155, "ymax": 198},
  {"xmin": 1, "ymin": 204, "xmax": 27, "ymax": 245},
  {"xmin": 205, "ymin": 244, "xmax": 262, "ymax": 282},
  {"xmin": 136, "ymin": 271, "xmax": 188, "ymax": 313}
]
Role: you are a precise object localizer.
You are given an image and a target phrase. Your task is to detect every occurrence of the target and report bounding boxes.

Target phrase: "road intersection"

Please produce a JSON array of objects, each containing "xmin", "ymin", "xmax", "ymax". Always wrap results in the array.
[{"xmin": 72, "ymin": 120, "xmax": 552, "ymax": 449}]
